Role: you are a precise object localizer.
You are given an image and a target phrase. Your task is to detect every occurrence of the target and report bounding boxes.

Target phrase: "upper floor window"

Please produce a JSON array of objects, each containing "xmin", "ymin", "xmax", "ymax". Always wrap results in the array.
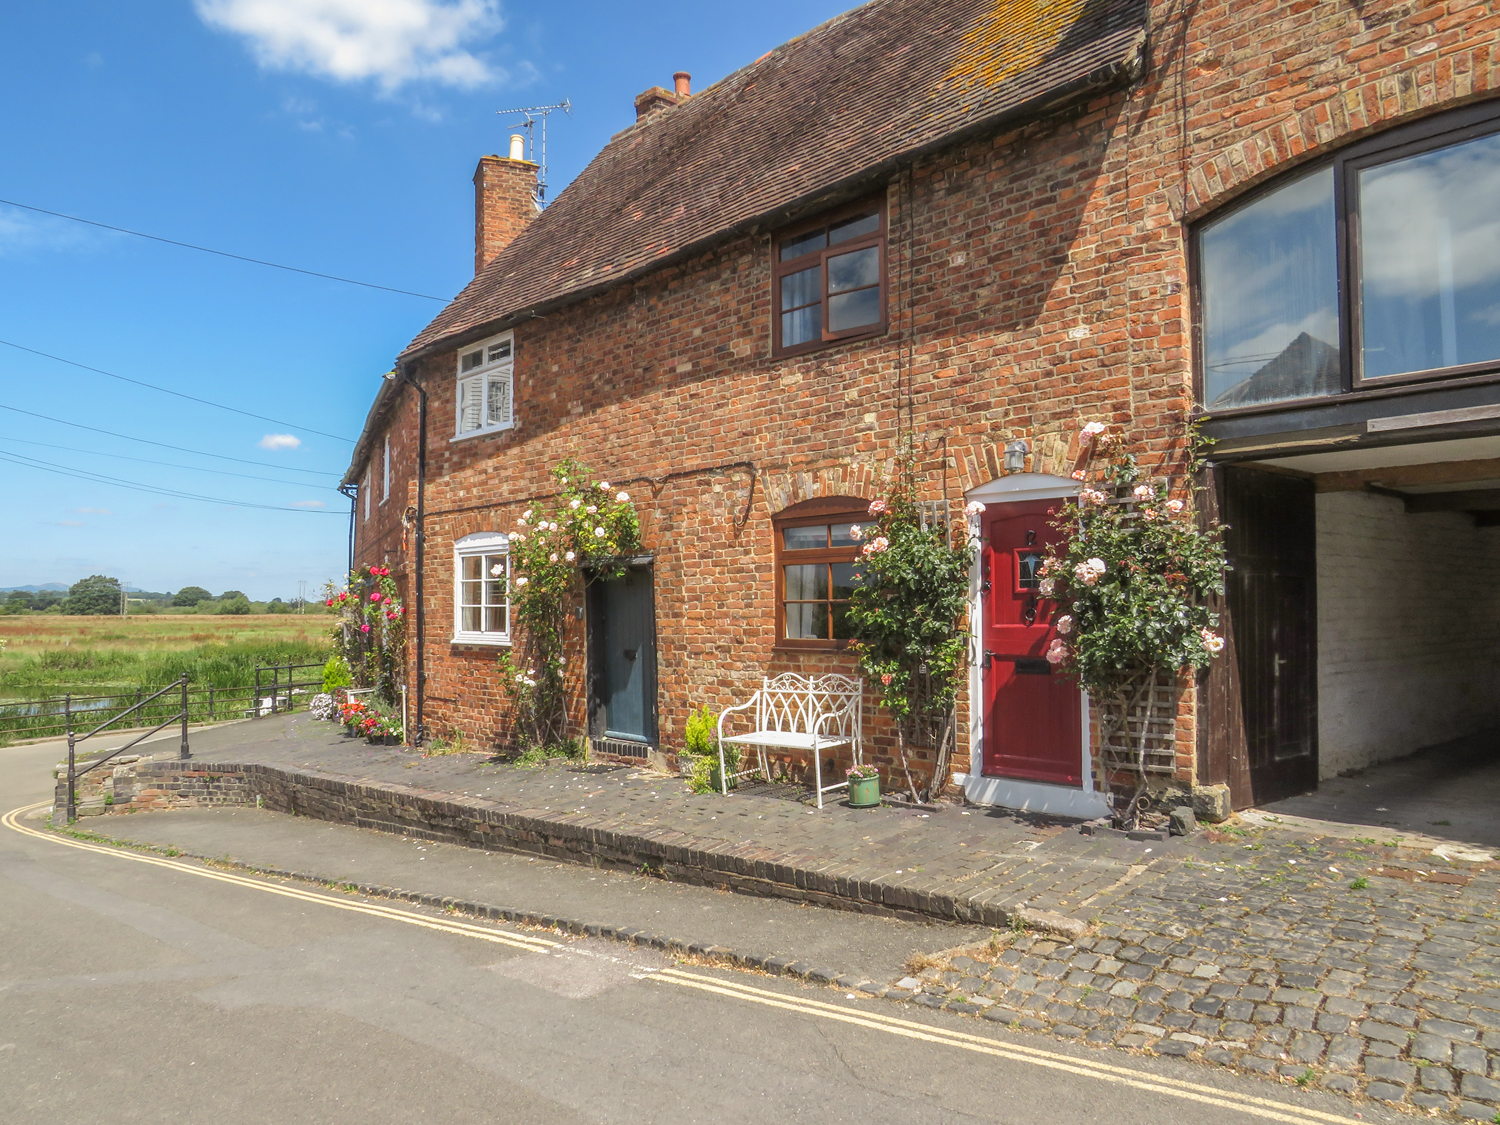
[
  {"xmin": 1196, "ymin": 101, "xmax": 1500, "ymax": 410},
  {"xmin": 453, "ymin": 532, "xmax": 510, "ymax": 645},
  {"xmin": 454, "ymin": 331, "xmax": 514, "ymax": 438},
  {"xmin": 773, "ymin": 200, "xmax": 886, "ymax": 357},
  {"xmin": 773, "ymin": 497, "xmax": 867, "ymax": 649}
]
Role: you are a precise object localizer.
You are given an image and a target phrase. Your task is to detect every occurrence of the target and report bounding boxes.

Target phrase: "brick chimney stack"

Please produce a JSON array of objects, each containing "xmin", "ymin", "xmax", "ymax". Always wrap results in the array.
[
  {"xmin": 634, "ymin": 71, "xmax": 691, "ymax": 121},
  {"xmin": 473, "ymin": 146, "xmax": 539, "ymax": 275}
]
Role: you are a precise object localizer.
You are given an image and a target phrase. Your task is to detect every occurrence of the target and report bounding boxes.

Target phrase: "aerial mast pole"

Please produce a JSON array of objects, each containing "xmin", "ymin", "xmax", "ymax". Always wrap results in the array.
[{"xmin": 495, "ymin": 99, "xmax": 572, "ymax": 206}]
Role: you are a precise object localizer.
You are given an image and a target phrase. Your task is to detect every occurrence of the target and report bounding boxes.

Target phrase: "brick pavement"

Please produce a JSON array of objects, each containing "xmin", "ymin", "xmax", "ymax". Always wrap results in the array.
[
  {"xmin": 882, "ymin": 826, "xmax": 1500, "ymax": 1119},
  {"xmin": 79, "ymin": 715, "xmax": 1500, "ymax": 1116}
]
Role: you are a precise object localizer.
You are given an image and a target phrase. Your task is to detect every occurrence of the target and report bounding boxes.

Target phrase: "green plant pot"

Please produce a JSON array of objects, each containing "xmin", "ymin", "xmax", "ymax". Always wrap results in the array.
[{"xmin": 847, "ymin": 774, "xmax": 880, "ymax": 808}]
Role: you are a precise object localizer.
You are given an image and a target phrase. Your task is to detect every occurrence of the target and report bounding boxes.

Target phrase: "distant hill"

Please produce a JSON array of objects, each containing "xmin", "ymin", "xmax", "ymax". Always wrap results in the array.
[{"xmin": 0, "ymin": 583, "xmax": 69, "ymax": 593}]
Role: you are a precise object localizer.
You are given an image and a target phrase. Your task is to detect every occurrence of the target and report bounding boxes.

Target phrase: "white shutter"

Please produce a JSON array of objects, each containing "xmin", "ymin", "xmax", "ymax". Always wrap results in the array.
[
  {"xmin": 486, "ymin": 371, "xmax": 512, "ymax": 428},
  {"xmin": 458, "ymin": 374, "xmax": 483, "ymax": 432}
]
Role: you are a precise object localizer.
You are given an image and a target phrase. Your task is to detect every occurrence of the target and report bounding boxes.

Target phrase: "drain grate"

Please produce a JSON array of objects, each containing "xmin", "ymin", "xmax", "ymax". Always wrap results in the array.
[{"xmin": 594, "ymin": 737, "xmax": 649, "ymax": 760}]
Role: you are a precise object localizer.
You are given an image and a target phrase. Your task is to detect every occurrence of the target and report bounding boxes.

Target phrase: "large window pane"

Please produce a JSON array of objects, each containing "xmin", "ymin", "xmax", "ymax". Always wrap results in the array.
[
  {"xmin": 780, "ymin": 229, "xmax": 826, "ymax": 261},
  {"xmin": 782, "ymin": 305, "xmax": 820, "ymax": 347},
  {"xmin": 829, "ymin": 522, "xmax": 858, "ymax": 546},
  {"xmin": 828, "ymin": 246, "xmax": 879, "ymax": 293},
  {"xmin": 831, "ymin": 602, "xmax": 855, "ymax": 640},
  {"xmin": 781, "ymin": 265, "xmax": 820, "ymax": 310},
  {"xmin": 485, "ymin": 606, "xmax": 507, "ymax": 633},
  {"xmin": 829, "ymin": 287, "xmax": 880, "ymax": 331},
  {"xmin": 783, "ymin": 525, "xmax": 828, "ymax": 550},
  {"xmin": 785, "ymin": 602, "xmax": 829, "ymax": 640},
  {"xmin": 830, "ymin": 562, "xmax": 861, "ymax": 600},
  {"xmin": 461, "ymin": 606, "xmax": 481, "ymax": 632},
  {"xmin": 784, "ymin": 564, "xmax": 828, "ymax": 601},
  {"xmin": 1359, "ymin": 131, "xmax": 1500, "ymax": 378},
  {"xmin": 1199, "ymin": 167, "xmax": 1341, "ymax": 408},
  {"xmin": 829, "ymin": 212, "xmax": 879, "ymax": 245}
]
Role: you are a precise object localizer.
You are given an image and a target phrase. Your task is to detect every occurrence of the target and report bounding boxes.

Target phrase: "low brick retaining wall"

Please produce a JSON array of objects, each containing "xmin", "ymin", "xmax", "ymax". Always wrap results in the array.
[{"xmin": 58, "ymin": 759, "xmax": 1056, "ymax": 930}]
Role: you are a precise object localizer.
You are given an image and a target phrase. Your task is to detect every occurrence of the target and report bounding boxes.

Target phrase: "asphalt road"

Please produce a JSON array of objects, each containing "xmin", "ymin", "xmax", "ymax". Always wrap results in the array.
[{"xmin": 0, "ymin": 739, "xmax": 1385, "ymax": 1124}]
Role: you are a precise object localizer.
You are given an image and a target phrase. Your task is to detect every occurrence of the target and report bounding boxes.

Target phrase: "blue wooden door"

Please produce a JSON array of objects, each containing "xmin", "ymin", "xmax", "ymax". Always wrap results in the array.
[{"xmin": 594, "ymin": 567, "xmax": 657, "ymax": 745}]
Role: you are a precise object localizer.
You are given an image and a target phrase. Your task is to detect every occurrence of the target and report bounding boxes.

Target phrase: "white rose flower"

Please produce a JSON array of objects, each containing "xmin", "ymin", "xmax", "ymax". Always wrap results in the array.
[
  {"xmin": 594, "ymin": 526, "xmax": 606, "ymax": 538},
  {"xmin": 564, "ymin": 551, "xmax": 576, "ymax": 562},
  {"xmin": 616, "ymin": 491, "xmax": 629, "ymax": 503}
]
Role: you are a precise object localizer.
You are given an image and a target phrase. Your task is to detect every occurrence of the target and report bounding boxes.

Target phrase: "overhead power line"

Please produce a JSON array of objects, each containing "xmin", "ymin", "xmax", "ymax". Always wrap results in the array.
[
  {"xmin": 0, "ymin": 197, "xmax": 448, "ymax": 302},
  {"xmin": 0, "ymin": 448, "xmax": 340, "ymax": 514},
  {"xmin": 0, "ymin": 402, "xmax": 338, "ymax": 477},
  {"xmin": 0, "ymin": 434, "xmax": 331, "ymax": 487},
  {"xmin": 0, "ymin": 338, "xmax": 354, "ymax": 443}
]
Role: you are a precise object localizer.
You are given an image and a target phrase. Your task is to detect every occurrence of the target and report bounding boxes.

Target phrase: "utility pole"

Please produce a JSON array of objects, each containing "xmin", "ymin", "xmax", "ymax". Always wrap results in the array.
[
  {"xmin": 297, "ymin": 579, "xmax": 307, "ymax": 614},
  {"xmin": 120, "ymin": 580, "xmax": 128, "ymax": 618}
]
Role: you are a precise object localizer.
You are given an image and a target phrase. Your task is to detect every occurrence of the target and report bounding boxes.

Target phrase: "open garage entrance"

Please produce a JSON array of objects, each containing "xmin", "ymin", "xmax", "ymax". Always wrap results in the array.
[{"xmin": 1208, "ymin": 436, "xmax": 1500, "ymax": 843}]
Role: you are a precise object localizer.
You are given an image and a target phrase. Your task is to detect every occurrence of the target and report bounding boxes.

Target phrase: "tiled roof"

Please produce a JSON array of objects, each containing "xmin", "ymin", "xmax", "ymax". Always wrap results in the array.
[{"xmin": 400, "ymin": 0, "xmax": 1147, "ymax": 360}]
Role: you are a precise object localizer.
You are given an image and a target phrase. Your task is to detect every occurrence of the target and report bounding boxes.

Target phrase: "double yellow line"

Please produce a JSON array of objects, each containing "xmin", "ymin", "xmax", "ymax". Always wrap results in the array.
[
  {"xmin": 2, "ymin": 802, "xmax": 556, "ymax": 954},
  {"xmin": 650, "ymin": 969, "xmax": 1356, "ymax": 1124},
  {"xmin": 6, "ymin": 802, "xmax": 1353, "ymax": 1123}
]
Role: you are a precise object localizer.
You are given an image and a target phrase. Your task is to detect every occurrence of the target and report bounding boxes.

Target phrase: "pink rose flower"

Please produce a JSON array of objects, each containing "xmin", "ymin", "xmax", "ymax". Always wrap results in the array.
[
  {"xmin": 867, "ymin": 499, "xmax": 888, "ymax": 516},
  {"xmin": 1055, "ymin": 614, "xmax": 1073, "ymax": 636},
  {"xmin": 880, "ymin": 673, "xmax": 893, "ymax": 685},
  {"xmin": 964, "ymin": 501, "xmax": 985, "ymax": 517},
  {"xmin": 1133, "ymin": 484, "xmax": 1152, "ymax": 501},
  {"xmin": 360, "ymin": 624, "xmax": 371, "ymax": 633},
  {"xmin": 1045, "ymin": 638, "xmax": 1070, "ymax": 665},
  {"xmin": 1166, "ymin": 499, "xmax": 1185, "ymax": 515},
  {"xmin": 1201, "ymin": 628, "xmax": 1225, "ymax": 654}
]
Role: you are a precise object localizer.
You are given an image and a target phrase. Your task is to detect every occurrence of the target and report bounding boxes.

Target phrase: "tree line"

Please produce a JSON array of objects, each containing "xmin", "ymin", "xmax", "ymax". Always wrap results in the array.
[{"xmin": 1, "ymin": 576, "xmax": 330, "ymax": 616}]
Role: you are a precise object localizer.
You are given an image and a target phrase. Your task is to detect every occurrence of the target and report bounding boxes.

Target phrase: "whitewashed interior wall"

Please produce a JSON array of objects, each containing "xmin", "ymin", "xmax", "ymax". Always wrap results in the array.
[{"xmin": 1317, "ymin": 489, "xmax": 1500, "ymax": 778}]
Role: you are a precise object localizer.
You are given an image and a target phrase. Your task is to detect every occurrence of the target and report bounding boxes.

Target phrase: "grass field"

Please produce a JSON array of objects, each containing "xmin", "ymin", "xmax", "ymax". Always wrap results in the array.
[{"xmin": 0, "ymin": 615, "xmax": 334, "ymax": 694}]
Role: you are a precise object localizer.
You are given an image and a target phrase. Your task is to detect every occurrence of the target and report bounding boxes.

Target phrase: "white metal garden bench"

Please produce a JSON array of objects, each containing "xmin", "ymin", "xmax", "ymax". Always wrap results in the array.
[{"xmin": 716, "ymin": 673, "xmax": 864, "ymax": 808}]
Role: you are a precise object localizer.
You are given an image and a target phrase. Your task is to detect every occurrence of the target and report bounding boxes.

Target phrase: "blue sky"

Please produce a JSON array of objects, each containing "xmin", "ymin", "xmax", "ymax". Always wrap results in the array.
[{"xmin": 0, "ymin": 0, "xmax": 851, "ymax": 599}]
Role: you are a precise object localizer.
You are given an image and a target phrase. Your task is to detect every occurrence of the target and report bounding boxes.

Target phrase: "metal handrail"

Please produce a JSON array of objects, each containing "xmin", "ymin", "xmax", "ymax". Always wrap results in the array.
[{"xmin": 64, "ymin": 674, "xmax": 189, "ymax": 823}]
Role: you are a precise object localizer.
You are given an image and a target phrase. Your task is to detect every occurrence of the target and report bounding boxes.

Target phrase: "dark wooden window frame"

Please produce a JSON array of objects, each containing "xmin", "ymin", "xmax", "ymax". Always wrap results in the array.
[
  {"xmin": 1191, "ymin": 98, "xmax": 1500, "ymax": 420},
  {"xmin": 771, "ymin": 197, "xmax": 889, "ymax": 359},
  {"xmin": 772, "ymin": 496, "xmax": 869, "ymax": 652}
]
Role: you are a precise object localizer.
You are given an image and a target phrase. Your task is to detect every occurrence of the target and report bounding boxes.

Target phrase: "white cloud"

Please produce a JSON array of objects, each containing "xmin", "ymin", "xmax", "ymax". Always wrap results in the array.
[
  {"xmin": 195, "ymin": 0, "xmax": 504, "ymax": 91},
  {"xmin": 54, "ymin": 520, "xmax": 85, "ymax": 528},
  {"xmin": 0, "ymin": 207, "xmax": 113, "ymax": 258},
  {"xmin": 290, "ymin": 499, "xmax": 328, "ymax": 509},
  {"xmin": 258, "ymin": 433, "xmax": 302, "ymax": 450},
  {"xmin": 75, "ymin": 507, "xmax": 113, "ymax": 515}
]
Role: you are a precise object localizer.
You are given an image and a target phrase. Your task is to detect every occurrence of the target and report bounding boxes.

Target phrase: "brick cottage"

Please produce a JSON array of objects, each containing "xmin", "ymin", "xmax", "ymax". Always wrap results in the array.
[{"xmin": 344, "ymin": 0, "xmax": 1500, "ymax": 817}]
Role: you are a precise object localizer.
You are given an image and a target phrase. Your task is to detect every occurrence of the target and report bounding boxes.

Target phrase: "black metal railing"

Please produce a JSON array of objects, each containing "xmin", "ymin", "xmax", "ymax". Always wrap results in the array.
[
  {"xmin": 65, "ymin": 675, "xmax": 190, "ymax": 822},
  {"xmin": 1, "ymin": 662, "xmax": 328, "ymax": 746}
]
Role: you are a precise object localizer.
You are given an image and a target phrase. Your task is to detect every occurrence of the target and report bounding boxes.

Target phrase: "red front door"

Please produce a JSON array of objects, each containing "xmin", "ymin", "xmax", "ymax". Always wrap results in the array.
[{"xmin": 981, "ymin": 499, "xmax": 1082, "ymax": 785}]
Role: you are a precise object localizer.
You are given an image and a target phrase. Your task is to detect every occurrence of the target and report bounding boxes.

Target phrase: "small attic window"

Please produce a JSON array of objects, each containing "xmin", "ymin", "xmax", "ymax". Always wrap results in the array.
[
  {"xmin": 773, "ymin": 198, "xmax": 887, "ymax": 358},
  {"xmin": 453, "ymin": 331, "xmax": 515, "ymax": 440}
]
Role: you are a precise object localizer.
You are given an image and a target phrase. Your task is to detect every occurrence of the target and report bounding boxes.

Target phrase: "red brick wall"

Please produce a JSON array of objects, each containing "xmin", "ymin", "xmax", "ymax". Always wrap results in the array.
[
  {"xmin": 473, "ymin": 155, "xmax": 538, "ymax": 275},
  {"xmin": 362, "ymin": 0, "xmax": 1500, "ymax": 792}
]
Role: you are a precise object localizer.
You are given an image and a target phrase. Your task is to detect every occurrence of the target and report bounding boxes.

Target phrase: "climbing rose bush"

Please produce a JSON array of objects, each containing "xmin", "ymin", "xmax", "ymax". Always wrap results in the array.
[
  {"xmin": 500, "ymin": 459, "xmax": 643, "ymax": 753},
  {"xmin": 1040, "ymin": 424, "xmax": 1227, "ymax": 699}
]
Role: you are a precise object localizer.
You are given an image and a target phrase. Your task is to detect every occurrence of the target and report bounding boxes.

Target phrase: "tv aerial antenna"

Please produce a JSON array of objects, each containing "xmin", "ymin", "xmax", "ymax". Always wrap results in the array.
[{"xmin": 496, "ymin": 99, "xmax": 572, "ymax": 206}]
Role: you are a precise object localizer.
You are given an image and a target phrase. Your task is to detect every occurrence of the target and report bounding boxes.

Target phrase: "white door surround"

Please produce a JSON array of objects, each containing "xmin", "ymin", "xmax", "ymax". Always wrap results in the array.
[{"xmin": 961, "ymin": 473, "xmax": 1110, "ymax": 819}]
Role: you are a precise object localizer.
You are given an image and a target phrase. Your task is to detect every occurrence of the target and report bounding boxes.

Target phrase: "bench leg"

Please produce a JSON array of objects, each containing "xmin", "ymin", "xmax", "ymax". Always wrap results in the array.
[{"xmin": 814, "ymin": 748, "xmax": 823, "ymax": 810}]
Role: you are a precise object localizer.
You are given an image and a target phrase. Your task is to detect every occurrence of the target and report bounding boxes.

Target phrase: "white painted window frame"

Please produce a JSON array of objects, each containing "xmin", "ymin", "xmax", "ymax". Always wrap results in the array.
[
  {"xmin": 362, "ymin": 470, "xmax": 371, "ymax": 522},
  {"xmin": 452, "ymin": 330, "xmax": 515, "ymax": 441},
  {"xmin": 958, "ymin": 473, "xmax": 1109, "ymax": 819},
  {"xmin": 452, "ymin": 531, "xmax": 512, "ymax": 646},
  {"xmin": 382, "ymin": 435, "xmax": 391, "ymax": 503}
]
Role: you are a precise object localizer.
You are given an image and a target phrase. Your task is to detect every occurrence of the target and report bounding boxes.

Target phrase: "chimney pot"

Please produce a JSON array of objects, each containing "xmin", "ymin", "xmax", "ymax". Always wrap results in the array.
[
  {"xmin": 508, "ymin": 133, "xmax": 525, "ymax": 161},
  {"xmin": 673, "ymin": 71, "xmax": 691, "ymax": 97}
]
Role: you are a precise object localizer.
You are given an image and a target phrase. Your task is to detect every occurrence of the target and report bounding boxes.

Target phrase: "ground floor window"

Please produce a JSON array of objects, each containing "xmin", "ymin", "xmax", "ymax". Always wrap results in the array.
[
  {"xmin": 452, "ymin": 532, "xmax": 510, "ymax": 644},
  {"xmin": 773, "ymin": 497, "xmax": 867, "ymax": 649}
]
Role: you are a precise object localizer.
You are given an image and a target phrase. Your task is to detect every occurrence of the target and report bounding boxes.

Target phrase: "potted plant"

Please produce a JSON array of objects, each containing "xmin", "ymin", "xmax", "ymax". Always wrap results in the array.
[{"xmin": 846, "ymin": 763, "xmax": 881, "ymax": 808}]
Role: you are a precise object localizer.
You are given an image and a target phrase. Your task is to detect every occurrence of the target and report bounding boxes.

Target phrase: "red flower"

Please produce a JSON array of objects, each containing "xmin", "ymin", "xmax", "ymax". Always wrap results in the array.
[
  {"xmin": 370, "ymin": 592, "xmax": 382, "ymax": 603},
  {"xmin": 325, "ymin": 598, "xmax": 334, "ymax": 606}
]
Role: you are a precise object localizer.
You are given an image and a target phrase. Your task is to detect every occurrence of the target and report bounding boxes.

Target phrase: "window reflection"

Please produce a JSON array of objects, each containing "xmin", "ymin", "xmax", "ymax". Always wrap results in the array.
[
  {"xmin": 1359, "ymin": 131, "xmax": 1500, "ymax": 379},
  {"xmin": 1199, "ymin": 167, "xmax": 1341, "ymax": 408}
]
